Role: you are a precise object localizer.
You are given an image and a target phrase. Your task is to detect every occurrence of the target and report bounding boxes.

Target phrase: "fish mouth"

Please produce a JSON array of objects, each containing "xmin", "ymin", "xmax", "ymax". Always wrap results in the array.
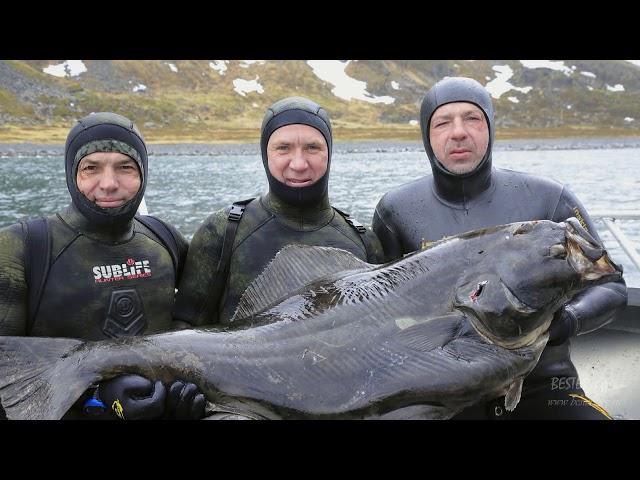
[
  {"xmin": 562, "ymin": 218, "xmax": 621, "ymax": 281},
  {"xmin": 463, "ymin": 303, "xmax": 549, "ymax": 350},
  {"xmin": 455, "ymin": 278, "xmax": 544, "ymax": 350},
  {"xmin": 500, "ymin": 280, "xmax": 537, "ymax": 314}
]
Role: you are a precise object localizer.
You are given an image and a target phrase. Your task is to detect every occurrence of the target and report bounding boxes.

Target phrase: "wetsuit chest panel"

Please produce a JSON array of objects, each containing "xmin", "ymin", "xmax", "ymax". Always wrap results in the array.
[
  {"xmin": 220, "ymin": 218, "xmax": 366, "ymax": 323},
  {"xmin": 31, "ymin": 234, "xmax": 176, "ymax": 340},
  {"xmin": 399, "ymin": 175, "xmax": 559, "ymax": 250}
]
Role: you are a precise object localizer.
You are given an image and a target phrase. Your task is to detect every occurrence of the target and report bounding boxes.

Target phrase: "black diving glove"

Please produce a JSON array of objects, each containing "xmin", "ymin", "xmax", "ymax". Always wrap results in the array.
[
  {"xmin": 165, "ymin": 380, "xmax": 206, "ymax": 420},
  {"xmin": 547, "ymin": 307, "xmax": 578, "ymax": 346},
  {"xmin": 97, "ymin": 374, "xmax": 167, "ymax": 420}
]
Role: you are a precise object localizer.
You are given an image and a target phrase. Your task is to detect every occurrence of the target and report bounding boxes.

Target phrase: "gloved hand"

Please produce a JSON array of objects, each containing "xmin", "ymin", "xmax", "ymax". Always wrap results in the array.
[
  {"xmin": 547, "ymin": 307, "xmax": 578, "ymax": 346},
  {"xmin": 98, "ymin": 374, "xmax": 167, "ymax": 420},
  {"xmin": 165, "ymin": 380, "xmax": 206, "ymax": 420}
]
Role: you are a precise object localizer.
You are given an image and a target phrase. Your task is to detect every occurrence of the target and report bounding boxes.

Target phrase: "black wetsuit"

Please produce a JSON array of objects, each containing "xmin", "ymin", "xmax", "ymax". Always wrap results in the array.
[{"xmin": 373, "ymin": 77, "xmax": 627, "ymax": 420}]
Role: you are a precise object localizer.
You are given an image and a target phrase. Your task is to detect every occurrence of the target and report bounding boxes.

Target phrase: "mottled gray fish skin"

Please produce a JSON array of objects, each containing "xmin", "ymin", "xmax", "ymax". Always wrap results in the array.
[{"xmin": 0, "ymin": 219, "xmax": 621, "ymax": 420}]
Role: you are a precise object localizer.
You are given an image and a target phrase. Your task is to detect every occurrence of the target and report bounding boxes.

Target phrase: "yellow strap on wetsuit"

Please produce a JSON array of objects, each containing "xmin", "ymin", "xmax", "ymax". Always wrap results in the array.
[{"xmin": 568, "ymin": 393, "xmax": 613, "ymax": 420}]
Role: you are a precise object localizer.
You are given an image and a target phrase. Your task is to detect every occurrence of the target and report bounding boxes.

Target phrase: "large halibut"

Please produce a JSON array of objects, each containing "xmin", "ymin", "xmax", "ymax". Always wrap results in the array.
[{"xmin": 0, "ymin": 219, "xmax": 621, "ymax": 419}]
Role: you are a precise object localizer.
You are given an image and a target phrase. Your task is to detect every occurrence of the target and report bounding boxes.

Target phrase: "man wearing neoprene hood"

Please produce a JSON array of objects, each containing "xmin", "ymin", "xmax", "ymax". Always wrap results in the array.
[
  {"xmin": 173, "ymin": 96, "xmax": 384, "ymax": 334},
  {"xmin": 0, "ymin": 112, "xmax": 204, "ymax": 420},
  {"xmin": 372, "ymin": 77, "xmax": 628, "ymax": 420}
]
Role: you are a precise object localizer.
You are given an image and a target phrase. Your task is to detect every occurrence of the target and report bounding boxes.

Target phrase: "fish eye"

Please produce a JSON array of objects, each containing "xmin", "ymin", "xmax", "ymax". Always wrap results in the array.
[{"xmin": 470, "ymin": 281, "xmax": 488, "ymax": 302}]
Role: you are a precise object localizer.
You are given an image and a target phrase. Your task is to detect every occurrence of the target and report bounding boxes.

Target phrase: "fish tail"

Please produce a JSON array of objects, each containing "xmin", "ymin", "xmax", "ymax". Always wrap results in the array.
[{"xmin": 0, "ymin": 336, "xmax": 90, "ymax": 420}]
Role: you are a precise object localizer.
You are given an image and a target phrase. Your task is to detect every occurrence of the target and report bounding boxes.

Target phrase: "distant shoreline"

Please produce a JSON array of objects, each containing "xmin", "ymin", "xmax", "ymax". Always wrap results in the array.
[
  {"xmin": 2, "ymin": 135, "xmax": 640, "ymax": 157},
  {"xmin": 1, "ymin": 125, "xmax": 639, "ymax": 145}
]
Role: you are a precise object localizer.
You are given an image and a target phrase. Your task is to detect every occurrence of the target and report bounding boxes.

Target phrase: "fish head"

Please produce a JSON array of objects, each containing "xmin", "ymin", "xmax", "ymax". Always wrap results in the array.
[{"xmin": 453, "ymin": 218, "xmax": 622, "ymax": 349}]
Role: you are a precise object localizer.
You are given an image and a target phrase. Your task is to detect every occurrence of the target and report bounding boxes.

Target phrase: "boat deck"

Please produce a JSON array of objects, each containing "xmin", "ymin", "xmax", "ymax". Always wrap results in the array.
[{"xmin": 573, "ymin": 326, "xmax": 640, "ymax": 420}]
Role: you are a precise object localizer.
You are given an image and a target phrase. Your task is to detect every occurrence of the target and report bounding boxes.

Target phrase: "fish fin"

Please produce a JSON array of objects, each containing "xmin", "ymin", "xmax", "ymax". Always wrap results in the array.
[
  {"xmin": 392, "ymin": 314, "xmax": 465, "ymax": 351},
  {"xmin": 503, "ymin": 333, "xmax": 548, "ymax": 412},
  {"xmin": 0, "ymin": 336, "xmax": 88, "ymax": 420},
  {"xmin": 231, "ymin": 244, "xmax": 373, "ymax": 322},
  {"xmin": 504, "ymin": 377, "xmax": 524, "ymax": 411}
]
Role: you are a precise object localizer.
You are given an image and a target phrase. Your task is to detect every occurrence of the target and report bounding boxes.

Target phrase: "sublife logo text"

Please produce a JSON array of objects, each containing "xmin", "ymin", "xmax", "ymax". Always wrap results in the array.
[{"xmin": 92, "ymin": 258, "xmax": 152, "ymax": 283}]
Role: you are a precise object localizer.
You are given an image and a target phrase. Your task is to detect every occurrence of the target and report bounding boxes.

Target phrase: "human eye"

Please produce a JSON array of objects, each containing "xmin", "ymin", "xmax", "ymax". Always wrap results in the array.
[{"xmin": 113, "ymin": 164, "xmax": 131, "ymax": 175}]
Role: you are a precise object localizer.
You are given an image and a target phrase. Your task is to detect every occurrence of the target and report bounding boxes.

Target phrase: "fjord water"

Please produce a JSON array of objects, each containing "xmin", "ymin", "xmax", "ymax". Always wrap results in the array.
[{"xmin": 1, "ymin": 140, "xmax": 639, "ymax": 285}]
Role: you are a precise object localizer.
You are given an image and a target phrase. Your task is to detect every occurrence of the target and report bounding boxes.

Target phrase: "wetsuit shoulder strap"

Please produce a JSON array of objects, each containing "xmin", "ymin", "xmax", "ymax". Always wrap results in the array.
[
  {"xmin": 334, "ymin": 207, "xmax": 367, "ymax": 234},
  {"xmin": 136, "ymin": 215, "xmax": 181, "ymax": 277},
  {"xmin": 216, "ymin": 198, "xmax": 255, "ymax": 276},
  {"xmin": 333, "ymin": 207, "xmax": 375, "ymax": 256},
  {"xmin": 206, "ymin": 197, "xmax": 255, "ymax": 306},
  {"xmin": 22, "ymin": 216, "xmax": 51, "ymax": 334}
]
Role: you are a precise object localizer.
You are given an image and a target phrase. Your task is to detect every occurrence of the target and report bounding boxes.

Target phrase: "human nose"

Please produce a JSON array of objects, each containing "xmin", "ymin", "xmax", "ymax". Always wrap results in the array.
[
  {"xmin": 98, "ymin": 167, "xmax": 119, "ymax": 191},
  {"xmin": 450, "ymin": 117, "xmax": 468, "ymax": 140},
  {"xmin": 288, "ymin": 147, "xmax": 308, "ymax": 171}
]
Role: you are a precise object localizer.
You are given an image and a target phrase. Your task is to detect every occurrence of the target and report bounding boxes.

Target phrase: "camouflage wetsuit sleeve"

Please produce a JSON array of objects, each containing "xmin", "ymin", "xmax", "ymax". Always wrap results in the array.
[
  {"xmin": 0, "ymin": 224, "xmax": 27, "ymax": 335},
  {"xmin": 551, "ymin": 186, "xmax": 628, "ymax": 336},
  {"xmin": 372, "ymin": 194, "xmax": 404, "ymax": 262},
  {"xmin": 172, "ymin": 210, "xmax": 228, "ymax": 328}
]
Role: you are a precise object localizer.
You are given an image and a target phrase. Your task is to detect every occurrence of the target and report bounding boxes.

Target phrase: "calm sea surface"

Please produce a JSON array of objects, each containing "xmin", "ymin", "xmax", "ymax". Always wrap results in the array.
[{"xmin": 1, "ymin": 139, "xmax": 639, "ymax": 286}]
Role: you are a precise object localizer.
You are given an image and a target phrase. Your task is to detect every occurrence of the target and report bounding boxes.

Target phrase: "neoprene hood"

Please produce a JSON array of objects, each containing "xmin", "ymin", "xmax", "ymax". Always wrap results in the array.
[
  {"xmin": 260, "ymin": 97, "xmax": 332, "ymax": 206},
  {"xmin": 64, "ymin": 112, "xmax": 148, "ymax": 227}
]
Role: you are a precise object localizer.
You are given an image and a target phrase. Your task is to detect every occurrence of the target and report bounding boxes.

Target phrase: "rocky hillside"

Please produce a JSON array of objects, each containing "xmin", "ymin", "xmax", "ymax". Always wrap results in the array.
[{"xmin": 1, "ymin": 60, "xmax": 639, "ymax": 142}]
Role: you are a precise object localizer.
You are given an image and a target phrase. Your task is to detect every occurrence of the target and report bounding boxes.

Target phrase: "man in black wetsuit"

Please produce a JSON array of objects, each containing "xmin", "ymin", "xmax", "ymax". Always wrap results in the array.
[
  {"xmin": 0, "ymin": 112, "xmax": 203, "ymax": 420},
  {"xmin": 372, "ymin": 77, "xmax": 628, "ymax": 419}
]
